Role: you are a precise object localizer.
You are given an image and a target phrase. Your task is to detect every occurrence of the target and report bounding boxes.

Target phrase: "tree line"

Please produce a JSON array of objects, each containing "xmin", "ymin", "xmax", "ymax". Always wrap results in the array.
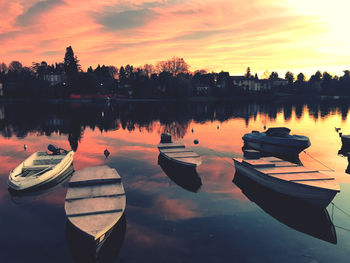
[{"xmin": 1, "ymin": 46, "xmax": 350, "ymax": 99}]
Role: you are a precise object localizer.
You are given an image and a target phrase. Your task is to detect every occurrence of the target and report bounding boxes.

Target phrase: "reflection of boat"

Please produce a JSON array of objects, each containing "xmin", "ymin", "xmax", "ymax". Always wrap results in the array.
[
  {"xmin": 158, "ymin": 154, "xmax": 202, "ymax": 192},
  {"xmin": 157, "ymin": 133, "xmax": 201, "ymax": 167},
  {"xmin": 242, "ymin": 127, "xmax": 311, "ymax": 156},
  {"xmin": 8, "ymin": 146, "xmax": 74, "ymax": 191},
  {"xmin": 8, "ymin": 164, "xmax": 74, "ymax": 198},
  {"xmin": 233, "ymin": 172, "xmax": 337, "ymax": 244},
  {"xmin": 337, "ymin": 147, "xmax": 350, "ymax": 175},
  {"xmin": 65, "ymin": 165, "xmax": 126, "ymax": 249},
  {"xmin": 67, "ymin": 214, "xmax": 126, "ymax": 263},
  {"xmin": 233, "ymin": 157, "xmax": 340, "ymax": 208}
]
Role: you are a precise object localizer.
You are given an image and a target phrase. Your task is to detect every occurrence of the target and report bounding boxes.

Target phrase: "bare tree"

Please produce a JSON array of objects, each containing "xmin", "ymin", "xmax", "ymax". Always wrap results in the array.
[
  {"xmin": 156, "ymin": 57, "xmax": 189, "ymax": 76},
  {"xmin": 143, "ymin": 64, "xmax": 155, "ymax": 77}
]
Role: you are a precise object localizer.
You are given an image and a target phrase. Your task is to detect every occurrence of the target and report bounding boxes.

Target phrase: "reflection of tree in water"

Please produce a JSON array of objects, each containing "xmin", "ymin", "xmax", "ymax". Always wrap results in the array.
[{"xmin": 0, "ymin": 100, "xmax": 349, "ymax": 149}]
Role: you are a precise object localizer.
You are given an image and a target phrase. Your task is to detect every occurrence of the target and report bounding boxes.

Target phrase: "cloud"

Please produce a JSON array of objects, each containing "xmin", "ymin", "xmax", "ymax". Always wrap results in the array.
[
  {"xmin": 15, "ymin": 0, "xmax": 64, "ymax": 27},
  {"xmin": 98, "ymin": 8, "xmax": 158, "ymax": 31}
]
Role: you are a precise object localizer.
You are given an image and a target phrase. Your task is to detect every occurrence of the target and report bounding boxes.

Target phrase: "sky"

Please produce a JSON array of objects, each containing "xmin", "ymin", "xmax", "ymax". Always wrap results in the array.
[{"xmin": 1, "ymin": 0, "xmax": 350, "ymax": 77}]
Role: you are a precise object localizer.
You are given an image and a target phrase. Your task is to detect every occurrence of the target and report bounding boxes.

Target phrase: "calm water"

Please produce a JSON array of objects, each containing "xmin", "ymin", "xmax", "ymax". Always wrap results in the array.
[{"xmin": 1, "ymin": 100, "xmax": 350, "ymax": 263}]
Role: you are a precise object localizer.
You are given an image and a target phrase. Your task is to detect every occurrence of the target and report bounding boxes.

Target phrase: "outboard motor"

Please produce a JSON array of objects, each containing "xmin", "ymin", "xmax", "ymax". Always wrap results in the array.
[
  {"xmin": 48, "ymin": 144, "xmax": 61, "ymax": 155},
  {"xmin": 160, "ymin": 133, "xmax": 172, "ymax": 143}
]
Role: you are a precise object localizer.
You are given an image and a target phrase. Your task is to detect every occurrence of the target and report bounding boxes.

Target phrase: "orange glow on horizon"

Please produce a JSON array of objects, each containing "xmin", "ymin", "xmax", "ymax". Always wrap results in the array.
[{"xmin": 0, "ymin": 0, "xmax": 349, "ymax": 77}]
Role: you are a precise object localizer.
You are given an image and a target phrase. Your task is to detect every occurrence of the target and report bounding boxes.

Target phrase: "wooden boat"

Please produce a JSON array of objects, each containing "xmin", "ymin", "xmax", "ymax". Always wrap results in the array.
[
  {"xmin": 158, "ymin": 154, "xmax": 202, "ymax": 192},
  {"xmin": 8, "ymin": 147, "xmax": 74, "ymax": 191},
  {"xmin": 242, "ymin": 127, "xmax": 311, "ymax": 156},
  {"xmin": 233, "ymin": 172, "xmax": 337, "ymax": 244},
  {"xmin": 65, "ymin": 165, "xmax": 126, "ymax": 249},
  {"xmin": 66, "ymin": 214, "xmax": 126, "ymax": 262},
  {"xmin": 157, "ymin": 133, "xmax": 201, "ymax": 167},
  {"xmin": 233, "ymin": 156, "xmax": 340, "ymax": 208}
]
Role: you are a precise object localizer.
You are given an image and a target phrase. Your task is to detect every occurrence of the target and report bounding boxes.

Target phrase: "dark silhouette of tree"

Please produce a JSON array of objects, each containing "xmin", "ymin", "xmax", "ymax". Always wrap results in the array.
[
  {"xmin": 297, "ymin": 73, "xmax": 305, "ymax": 82},
  {"xmin": 245, "ymin": 67, "xmax": 252, "ymax": 78},
  {"xmin": 64, "ymin": 46, "xmax": 80, "ymax": 76},
  {"xmin": 156, "ymin": 57, "xmax": 189, "ymax": 76},
  {"xmin": 269, "ymin": 71, "xmax": 279, "ymax": 80},
  {"xmin": 0, "ymin": 62, "xmax": 8, "ymax": 74},
  {"xmin": 9, "ymin": 61, "xmax": 23, "ymax": 72},
  {"xmin": 285, "ymin": 71, "xmax": 294, "ymax": 84}
]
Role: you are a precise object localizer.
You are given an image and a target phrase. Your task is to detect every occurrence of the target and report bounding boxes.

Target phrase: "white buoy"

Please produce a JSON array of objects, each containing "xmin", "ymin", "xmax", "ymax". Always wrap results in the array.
[{"xmin": 24, "ymin": 144, "xmax": 27, "ymax": 150}]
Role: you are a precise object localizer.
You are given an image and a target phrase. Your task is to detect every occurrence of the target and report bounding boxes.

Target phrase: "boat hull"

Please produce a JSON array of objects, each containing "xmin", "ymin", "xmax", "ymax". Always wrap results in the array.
[
  {"xmin": 8, "ymin": 151, "xmax": 74, "ymax": 191},
  {"xmin": 242, "ymin": 132, "xmax": 310, "ymax": 156},
  {"xmin": 233, "ymin": 160, "xmax": 338, "ymax": 208}
]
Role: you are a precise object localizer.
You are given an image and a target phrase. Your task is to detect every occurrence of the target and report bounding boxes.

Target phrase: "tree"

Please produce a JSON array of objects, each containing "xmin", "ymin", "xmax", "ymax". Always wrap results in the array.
[
  {"xmin": 297, "ymin": 73, "xmax": 305, "ymax": 82},
  {"xmin": 262, "ymin": 70, "xmax": 270, "ymax": 79},
  {"xmin": 143, "ymin": 64, "xmax": 155, "ymax": 77},
  {"xmin": 285, "ymin": 71, "xmax": 294, "ymax": 84},
  {"xmin": 269, "ymin": 71, "xmax": 279, "ymax": 80},
  {"xmin": 0, "ymin": 62, "xmax": 8, "ymax": 74},
  {"xmin": 9, "ymin": 61, "xmax": 23, "ymax": 72},
  {"xmin": 64, "ymin": 46, "xmax": 80, "ymax": 76},
  {"xmin": 156, "ymin": 57, "xmax": 189, "ymax": 76},
  {"xmin": 244, "ymin": 67, "xmax": 252, "ymax": 78}
]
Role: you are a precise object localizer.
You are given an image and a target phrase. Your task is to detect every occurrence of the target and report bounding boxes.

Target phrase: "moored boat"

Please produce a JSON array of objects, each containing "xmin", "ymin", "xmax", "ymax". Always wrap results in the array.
[
  {"xmin": 242, "ymin": 127, "xmax": 311, "ymax": 156},
  {"xmin": 233, "ymin": 156, "xmax": 340, "ymax": 208},
  {"xmin": 157, "ymin": 133, "xmax": 201, "ymax": 167},
  {"xmin": 8, "ymin": 145, "xmax": 74, "ymax": 191},
  {"xmin": 65, "ymin": 165, "xmax": 126, "ymax": 249},
  {"xmin": 233, "ymin": 172, "xmax": 337, "ymax": 244}
]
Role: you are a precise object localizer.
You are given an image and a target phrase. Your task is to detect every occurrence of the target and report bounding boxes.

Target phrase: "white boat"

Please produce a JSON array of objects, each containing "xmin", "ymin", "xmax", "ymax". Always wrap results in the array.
[
  {"xmin": 8, "ymin": 146, "xmax": 74, "ymax": 191},
  {"xmin": 65, "ymin": 165, "xmax": 126, "ymax": 249},
  {"xmin": 242, "ymin": 127, "xmax": 311, "ymax": 156},
  {"xmin": 233, "ymin": 157, "xmax": 340, "ymax": 208},
  {"xmin": 157, "ymin": 133, "xmax": 201, "ymax": 167}
]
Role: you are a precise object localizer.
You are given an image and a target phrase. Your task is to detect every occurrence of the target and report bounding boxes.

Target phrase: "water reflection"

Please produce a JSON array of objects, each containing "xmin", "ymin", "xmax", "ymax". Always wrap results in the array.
[
  {"xmin": 66, "ymin": 214, "xmax": 126, "ymax": 263},
  {"xmin": 1, "ymin": 100, "xmax": 349, "ymax": 152},
  {"xmin": 158, "ymin": 154, "xmax": 202, "ymax": 192},
  {"xmin": 233, "ymin": 171, "xmax": 337, "ymax": 244}
]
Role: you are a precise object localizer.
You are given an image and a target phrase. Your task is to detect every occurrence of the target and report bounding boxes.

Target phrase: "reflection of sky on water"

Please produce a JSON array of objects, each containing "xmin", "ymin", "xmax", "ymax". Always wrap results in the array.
[{"xmin": 1, "ymin": 102, "xmax": 350, "ymax": 262}]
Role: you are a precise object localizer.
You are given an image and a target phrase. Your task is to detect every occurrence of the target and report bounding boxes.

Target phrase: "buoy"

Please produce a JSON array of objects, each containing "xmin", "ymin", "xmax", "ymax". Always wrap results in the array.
[
  {"xmin": 24, "ymin": 144, "xmax": 27, "ymax": 150},
  {"xmin": 194, "ymin": 139, "xmax": 199, "ymax": 144},
  {"xmin": 104, "ymin": 149, "xmax": 110, "ymax": 158},
  {"xmin": 217, "ymin": 125, "xmax": 219, "ymax": 129},
  {"xmin": 191, "ymin": 128, "xmax": 194, "ymax": 133}
]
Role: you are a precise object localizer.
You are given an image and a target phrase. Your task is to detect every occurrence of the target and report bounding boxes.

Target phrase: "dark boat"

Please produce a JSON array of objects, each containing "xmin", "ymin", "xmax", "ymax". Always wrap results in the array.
[
  {"xmin": 66, "ymin": 214, "xmax": 126, "ymax": 263},
  {"xmin": 242, "ymin": 127, "xmax": 311, "ymax": 157},
  {"xmin": 233, "ymin": 171, "xmax": 337, "ymax": 244},
  {"xmin": 158, "ymin": 154, "xmax": 202, "ymax": 192}
]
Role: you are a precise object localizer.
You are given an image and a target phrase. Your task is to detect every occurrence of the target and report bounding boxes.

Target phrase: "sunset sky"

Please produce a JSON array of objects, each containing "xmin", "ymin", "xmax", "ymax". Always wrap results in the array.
[{"xmin": 1, "ymin": 0, "xmax": 350, "ymax": 77}]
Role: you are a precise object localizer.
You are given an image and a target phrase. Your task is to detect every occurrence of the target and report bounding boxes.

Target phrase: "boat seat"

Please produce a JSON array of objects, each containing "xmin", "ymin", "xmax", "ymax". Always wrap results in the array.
[
  {"xmin": 33, "ymin": 159, "xmax": 62, "ymax": 165},
  {"xmin": 24, "ymin": 165, "xmax": 52, "ymax": 171}
]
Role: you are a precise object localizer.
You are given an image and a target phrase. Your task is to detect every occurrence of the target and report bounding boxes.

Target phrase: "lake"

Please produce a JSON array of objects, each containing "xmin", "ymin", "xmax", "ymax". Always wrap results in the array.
[{"xmin": 1, "ymin": 100, "xmax": 350, "ymax": 263}]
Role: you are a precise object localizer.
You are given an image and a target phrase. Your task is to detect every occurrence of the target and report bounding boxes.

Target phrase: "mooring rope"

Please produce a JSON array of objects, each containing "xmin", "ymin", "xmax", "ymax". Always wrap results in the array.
[{"xmin": 302, "ymin": 150, "xmax": 335, "ymax": 172}]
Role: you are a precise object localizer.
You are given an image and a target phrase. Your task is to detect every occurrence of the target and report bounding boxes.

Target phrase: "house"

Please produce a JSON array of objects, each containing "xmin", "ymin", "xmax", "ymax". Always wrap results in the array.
[
  {"xmin": 231, "ymin": 76, "xmax": 255, "ymax": 92},
  {"xmin": 43, "ymin": 72, "xmax": 64, "ymax": 86},
  {"xmin": 270, "ymin": 77, "xmax": 287, "ymax": 88}
]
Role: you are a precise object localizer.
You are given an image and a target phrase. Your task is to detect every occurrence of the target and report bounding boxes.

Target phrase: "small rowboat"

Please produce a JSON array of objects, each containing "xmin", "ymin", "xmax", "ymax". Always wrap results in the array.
[
  {"xmin": 157, "ymin": 133, "xmax": 201, "ymax": 167},
  {"xmin": 233, "ymin": 156, "xmax": 340, "ymax": 208},
  {"xmin": 8, "ymin": 146, "xmax": 74, "ymax": 191},
  {"xmin": 65, "ymin": 165, "xmax": 126, "ymax": 249}
]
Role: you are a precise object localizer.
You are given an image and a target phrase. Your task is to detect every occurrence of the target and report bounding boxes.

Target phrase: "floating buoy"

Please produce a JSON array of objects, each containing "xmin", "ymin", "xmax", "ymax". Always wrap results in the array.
[
  {"xmin": 104, "ymin": 148, "xmax": 110, "ymax": 158},
  {"xmin": 194, "ymin": 139, "xmax": 199, "ymax": 145},
  {"xmin": 191, "ymin": 128, "xmax": 194, "ymax": 133},
  {"xmin": 263, "ymin": 125, "xmax": 266, "ymax": 130},
  {"xmin": 24, "ymin": 144, "xmax": 27, "ymax": 150},
  {"xmin": 217, "ymin": 125, "xmax": 219, "ymax": 129}
]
